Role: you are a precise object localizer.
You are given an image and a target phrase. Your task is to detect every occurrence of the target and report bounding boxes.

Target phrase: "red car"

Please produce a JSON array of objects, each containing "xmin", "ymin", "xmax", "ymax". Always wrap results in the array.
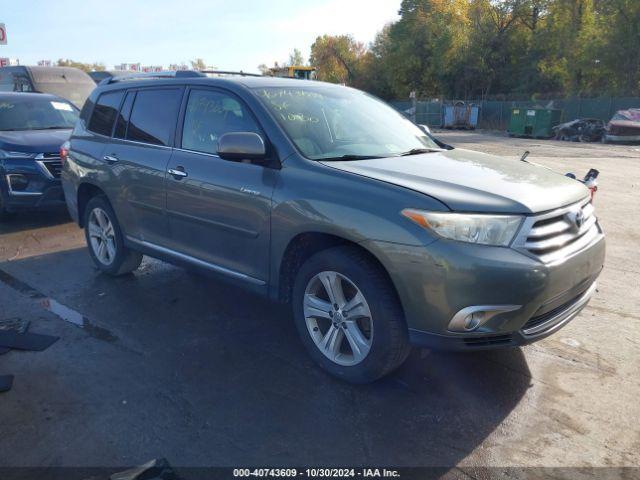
[{"xmin": 604, "ymin": 108, "xmax": 640, "ymax": 143}]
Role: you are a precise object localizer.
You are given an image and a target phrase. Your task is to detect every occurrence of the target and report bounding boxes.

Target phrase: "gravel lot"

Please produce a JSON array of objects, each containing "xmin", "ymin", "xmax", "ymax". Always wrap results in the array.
[{"xmin": 0, "ymin": 131, "xmax": 638, "ymax": 473}]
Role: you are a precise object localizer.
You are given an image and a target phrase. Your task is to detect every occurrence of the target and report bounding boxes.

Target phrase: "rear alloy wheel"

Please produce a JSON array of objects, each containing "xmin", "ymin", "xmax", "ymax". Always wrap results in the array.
[
  {"xmin": 293, "ymin": 246, "xmax": 411, "ymax": 383},
  {"xmin": 88, "ymin": 207, "xmax": 117, "ymax": 266},
  {"xmin": 84, "ymin": 196, "xmax": 142, "ymax": 276}
]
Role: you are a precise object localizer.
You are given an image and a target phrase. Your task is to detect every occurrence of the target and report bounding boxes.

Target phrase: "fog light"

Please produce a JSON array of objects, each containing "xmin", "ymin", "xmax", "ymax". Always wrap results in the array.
[
  {"xmin": 464, "ymin": 311, "xmax": 485, "ymax": 330},
  {"xmin": 448, "ymin": 305, "xmax": 522, "ymax": 333},
  {"xmin": 7, "ymin": 174, "xmax": 29, "ymax": 192}
]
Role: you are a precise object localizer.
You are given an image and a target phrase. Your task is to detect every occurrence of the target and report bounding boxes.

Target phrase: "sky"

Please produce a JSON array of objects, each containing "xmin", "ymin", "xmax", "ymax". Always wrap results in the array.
[{"xmin": 0, "ymin": 0, "xmax": 400, "ymax": 71}]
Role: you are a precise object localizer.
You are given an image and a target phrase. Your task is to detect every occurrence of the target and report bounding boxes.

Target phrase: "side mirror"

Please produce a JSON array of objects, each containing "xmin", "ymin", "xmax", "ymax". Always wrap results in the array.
[
  {"xmin": 217, "ymin": 132, "xmax": 266, "ymax": 161},
  {"xmin": 419, "ymin": 124, "xmax": 432, "ymax": 135}
]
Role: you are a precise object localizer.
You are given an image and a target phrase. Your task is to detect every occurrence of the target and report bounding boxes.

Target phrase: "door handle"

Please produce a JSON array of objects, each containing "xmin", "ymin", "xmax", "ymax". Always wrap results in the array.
[
  {"xmin": 103, "ymin": 154, "xmax": 118, "ymax": 163},
  {"xmin": 168, "ymin": 167, "xmax": 188, "ymax": 179}
]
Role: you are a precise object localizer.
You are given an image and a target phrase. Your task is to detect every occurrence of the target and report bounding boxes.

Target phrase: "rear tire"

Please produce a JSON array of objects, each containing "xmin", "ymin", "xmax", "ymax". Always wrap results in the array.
[
  {"xmin": 292, "ymin": 246, "xmax": 411, "ymax": 383},
  {"xmin": 84, "ymin": 195, "xmax": 142, "ymax": 276}
]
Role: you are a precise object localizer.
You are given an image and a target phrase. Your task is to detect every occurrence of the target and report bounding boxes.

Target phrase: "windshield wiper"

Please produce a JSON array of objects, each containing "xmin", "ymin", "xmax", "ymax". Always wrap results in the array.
[
  {"xmin": 317, "ymin": 154, "xmax": 384, "ymax": 162},
  {"xmin": 398, "ymin": 148, "xmax": 442, "ymax": 156},
  {"xmin": 34, "ymin": 126, "xmax": 73, "ymax": 130}
]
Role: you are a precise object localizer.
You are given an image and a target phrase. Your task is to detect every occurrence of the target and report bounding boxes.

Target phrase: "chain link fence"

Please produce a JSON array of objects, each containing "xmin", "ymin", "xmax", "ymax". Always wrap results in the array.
[{"xmin": 390, "ymin": 96, "xmax": 640, "ymax": 130}]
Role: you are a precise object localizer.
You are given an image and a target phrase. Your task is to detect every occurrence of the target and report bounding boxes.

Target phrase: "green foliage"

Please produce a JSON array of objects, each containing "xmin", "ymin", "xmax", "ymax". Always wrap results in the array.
[
  {"xmin": 190, "ymin": 58, "xmax": 207, "ymax": 71},
  {"xmin": 288, "ymin": 48, "xmax": 306, "ymax": 66},
  {"xmin": 56, "ymin": 59, "xmax": 105, "ymax": 73},
  {"xmin": 307, "ymin": 0, "xmax": 640, "ymax": 99},
  {"xmin": 309, "ymin": 34, "xmax": 367, "ymax": 85}
]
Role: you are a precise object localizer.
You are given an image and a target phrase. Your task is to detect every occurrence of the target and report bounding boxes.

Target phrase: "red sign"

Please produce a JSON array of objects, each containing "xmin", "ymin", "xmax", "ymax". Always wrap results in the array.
[{"xmin": 0, "ymin": 24, "xmax": 7, "ymax": 45}]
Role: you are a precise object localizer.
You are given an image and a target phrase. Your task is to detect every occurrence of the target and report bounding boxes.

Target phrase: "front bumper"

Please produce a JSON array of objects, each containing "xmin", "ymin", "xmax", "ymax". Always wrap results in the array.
[
  {"xmin": 362, "ymin": 227, "xmax": 605, "ymax": 350},
  {"xmin": 0, "ymin": 158, "xmax": 65, "ymax": 211},
  {"xmin": 605, "ymin": 134, "xmax": 640, "ymax": 143},
  {"xmin": 408, "ymin": 280, "xmax": 598, "ymax": 350}
]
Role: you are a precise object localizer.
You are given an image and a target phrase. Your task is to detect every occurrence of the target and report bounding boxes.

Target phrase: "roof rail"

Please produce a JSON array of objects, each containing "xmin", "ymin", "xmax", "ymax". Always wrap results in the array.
[
  {"xmin": 199, "ymin": 70, "xmax": 263, "ymax": 78},
  {"xmin": 100, "ymin": 70, "xmax": 205, "ymax": 85}
]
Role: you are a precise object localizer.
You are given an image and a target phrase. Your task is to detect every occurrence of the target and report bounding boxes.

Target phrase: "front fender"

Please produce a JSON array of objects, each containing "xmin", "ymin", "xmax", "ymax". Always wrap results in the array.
[{"xmin": 268, "ymin": 159, "xmax": 447, "ymax": 298}]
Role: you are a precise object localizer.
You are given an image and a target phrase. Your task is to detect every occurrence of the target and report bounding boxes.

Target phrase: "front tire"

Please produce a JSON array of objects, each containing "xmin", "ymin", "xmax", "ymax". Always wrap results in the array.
[
  {"xmin": 292, "ymin": 246, "xmax": 411, "ymax": 383},
  {"xmin": 84, "ymin": 196, "xmax": 142, "ymax": 276}
]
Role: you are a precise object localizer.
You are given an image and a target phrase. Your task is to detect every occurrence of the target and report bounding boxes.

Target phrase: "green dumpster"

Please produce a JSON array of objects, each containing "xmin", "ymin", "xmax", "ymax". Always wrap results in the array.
[{"xmin": 508, "ymin": 107, "xmax": 562, "ymax": 138}]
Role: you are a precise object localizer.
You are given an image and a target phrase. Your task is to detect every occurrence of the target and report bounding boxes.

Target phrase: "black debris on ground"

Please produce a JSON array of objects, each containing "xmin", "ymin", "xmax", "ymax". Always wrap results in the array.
[
  {"xmin": 0, "ymin": 317, "xmax": 30, "ymax": 355},
  {"xmin": 0, "ymin": 374, "xmax": 13, "ymax": 393},
  {"xmin": 0, "ymin": 330, "xmax": 59, "ymax": 352}
]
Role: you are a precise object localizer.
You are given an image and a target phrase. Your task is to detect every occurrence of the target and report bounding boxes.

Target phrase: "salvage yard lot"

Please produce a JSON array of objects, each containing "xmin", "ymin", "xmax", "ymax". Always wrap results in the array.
[{"xmin": 0, "ymin": 131, "xmax": 638, "ymax": 470}]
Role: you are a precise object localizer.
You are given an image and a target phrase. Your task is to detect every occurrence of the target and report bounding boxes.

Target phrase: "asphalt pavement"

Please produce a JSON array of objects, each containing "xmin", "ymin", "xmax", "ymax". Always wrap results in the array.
[{"xmin": 0, "ymin": 131, "xmax": 638, "ymax": 473}]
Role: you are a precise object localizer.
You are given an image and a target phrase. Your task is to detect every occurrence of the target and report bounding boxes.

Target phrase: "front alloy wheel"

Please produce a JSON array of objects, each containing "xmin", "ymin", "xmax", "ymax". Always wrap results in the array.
[
  {"xmin": 292, "ymin": 246, "xmax": 411, "ymax": 383},
  {"xmin": 304, "ymin": 271, "xmax": 373, "ymax": 366}
]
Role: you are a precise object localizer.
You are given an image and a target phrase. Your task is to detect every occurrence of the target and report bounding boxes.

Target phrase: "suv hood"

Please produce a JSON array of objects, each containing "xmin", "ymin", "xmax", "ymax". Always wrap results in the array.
[
  {"xmin": 321, "ymin": 148, "xmax": 588, "ymax": 214},
  {"xmin": 0, "ymin": 129, "xmax": 72, "ymax": 154}
]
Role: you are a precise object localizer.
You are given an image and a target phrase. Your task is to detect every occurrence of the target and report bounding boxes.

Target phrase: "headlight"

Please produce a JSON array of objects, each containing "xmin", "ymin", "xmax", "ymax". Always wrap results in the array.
[
  {"xmin": 402, "ymin": 209, "xmax": 523, "ymax": 246},
  {"xmin": 0, "ymin": 149, "xmax": 36, "ymax": 159}
]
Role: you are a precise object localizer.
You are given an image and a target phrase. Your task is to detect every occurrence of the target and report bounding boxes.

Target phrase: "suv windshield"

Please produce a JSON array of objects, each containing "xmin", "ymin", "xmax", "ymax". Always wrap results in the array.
[
  {"xmin": 255, "ymin": 86, "xmax": 440, "ymax": 160},
  {"xmin": 0, "ymin": 96, "xmax": 79, "ymax": 131}
]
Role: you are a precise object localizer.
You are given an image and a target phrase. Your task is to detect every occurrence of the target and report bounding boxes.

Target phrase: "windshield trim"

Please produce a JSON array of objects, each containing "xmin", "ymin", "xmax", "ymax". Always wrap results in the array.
[{"xmin": 0, "ymin": 127, "xmax": 73, "ymax": 132}]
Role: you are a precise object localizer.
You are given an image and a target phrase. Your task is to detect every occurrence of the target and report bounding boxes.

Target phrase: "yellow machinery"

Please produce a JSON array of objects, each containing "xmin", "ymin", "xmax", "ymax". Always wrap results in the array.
[{"xmin": 269, "ymin": 66, "xmax": 316, "ymax": 80}]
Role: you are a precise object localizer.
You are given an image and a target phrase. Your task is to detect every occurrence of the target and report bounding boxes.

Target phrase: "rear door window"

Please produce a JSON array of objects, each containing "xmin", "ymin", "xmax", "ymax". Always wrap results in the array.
[
  {"xmin": 88, "ymin": 90, "xmax": 125, "ymax": 136},
  {"xmin": 127, "ymin": 88, "xmax": 182, "ymax": 146},
  {"xmin": 114, "ymin": 91, "xmax": 135, "ymax": 139}
]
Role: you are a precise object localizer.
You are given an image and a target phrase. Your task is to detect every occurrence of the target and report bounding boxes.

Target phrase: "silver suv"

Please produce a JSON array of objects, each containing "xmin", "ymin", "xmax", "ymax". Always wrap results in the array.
[{"xmin": 61, "ymin": 74, "xmax": 605, "ymax": 383}]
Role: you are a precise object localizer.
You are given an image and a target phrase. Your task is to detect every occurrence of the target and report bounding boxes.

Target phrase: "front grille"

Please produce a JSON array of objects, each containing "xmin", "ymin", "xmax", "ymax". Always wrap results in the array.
[
  {"xmin": 611, "ymin": 125, "xmax": 640, "ymax": 136},
  {"xmin": 514, "ymin": 199, "xmax": 600, "ymax": 263},
  {"xmin": 37, "ymin": 154, "xmax": 63, "ymax": 178},
  {"xmin": 523, "ymin": 288, "xmax": 588, "ymax": 331}
]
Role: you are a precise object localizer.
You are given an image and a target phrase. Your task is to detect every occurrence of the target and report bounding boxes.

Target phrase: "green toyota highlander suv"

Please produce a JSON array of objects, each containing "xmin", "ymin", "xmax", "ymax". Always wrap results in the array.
[{"xmin": 61, "ymin": 73, "xmax": 605, "ymax": 383}]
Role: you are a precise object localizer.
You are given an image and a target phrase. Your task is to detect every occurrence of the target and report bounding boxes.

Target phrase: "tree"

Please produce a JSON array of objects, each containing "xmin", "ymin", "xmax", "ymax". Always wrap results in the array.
[
  {"xmin": 597, "ymin": 0, "xmax": 640, "ymax": 95},
  {"xmin": 297, "ymin": 0, "xmax": 640, "ymax": 99},
  {"xmin": 309, "ymin": 35, "xmax": 366, "ymax": 85},
  {"xmin": 288, "ymin": 48, "xmax": 306, "ymax": 66},
  {"xmin": 190, "ymin": 58, "xmax": 207, "ymax": 71},
  {"xmin": 56, "ymin": 59, "xmax": 105, "ymax": 73},
  {"xmin": 376, "ymin": 0, "xmax": 472, "ymax": 98},
  {"xmin": 257, "ymin": 63, "xmax": 271, "ymax": 75}
]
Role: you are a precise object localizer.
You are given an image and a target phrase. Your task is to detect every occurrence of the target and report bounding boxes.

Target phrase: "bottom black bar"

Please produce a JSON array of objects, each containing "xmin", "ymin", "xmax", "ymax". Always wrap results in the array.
[{"xmin": 0, "ymin": 467, "xmax": 636, "ymax": 480}]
